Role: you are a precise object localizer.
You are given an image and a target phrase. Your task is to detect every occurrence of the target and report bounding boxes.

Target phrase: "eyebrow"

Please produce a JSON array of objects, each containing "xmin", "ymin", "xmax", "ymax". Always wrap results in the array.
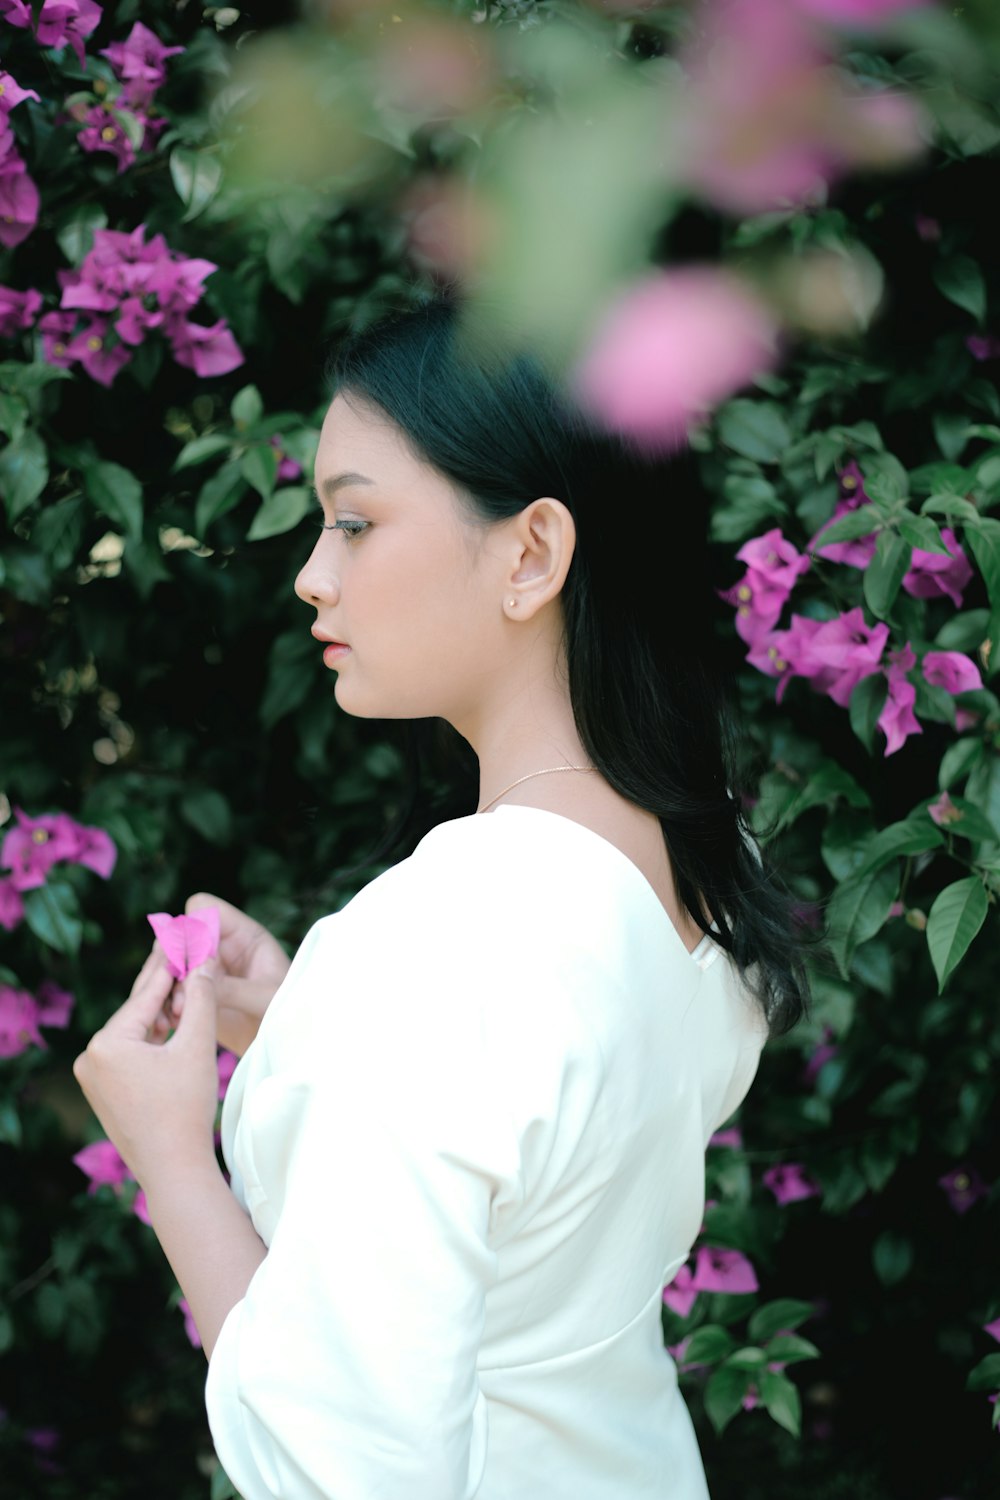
[{"xmin": 314, "ymin": 471, "xmax": 377, "ymax": 503}]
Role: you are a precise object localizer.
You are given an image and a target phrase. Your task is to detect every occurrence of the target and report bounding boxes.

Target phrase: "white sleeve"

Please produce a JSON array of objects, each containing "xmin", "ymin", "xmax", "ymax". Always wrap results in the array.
[{"xmin": 204, "ymin": 911, "xmax": 526, "ymax": 1500}]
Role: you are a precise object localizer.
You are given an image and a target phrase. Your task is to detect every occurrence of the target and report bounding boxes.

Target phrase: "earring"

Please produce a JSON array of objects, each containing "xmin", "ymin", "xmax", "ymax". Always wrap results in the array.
[{"xmin": 508, "ymin": 598, "xmax": 517, "ymax": 607}]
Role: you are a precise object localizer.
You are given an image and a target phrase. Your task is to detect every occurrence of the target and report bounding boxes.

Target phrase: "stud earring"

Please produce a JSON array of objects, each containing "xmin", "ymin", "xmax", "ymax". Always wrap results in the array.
[{"xmin": 509, "ymin": 598, "xmax": 517, "ymax": 607}]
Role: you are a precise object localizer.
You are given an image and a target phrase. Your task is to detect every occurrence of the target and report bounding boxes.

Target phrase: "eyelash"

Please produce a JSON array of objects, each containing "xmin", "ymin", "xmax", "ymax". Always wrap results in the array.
[{"xmin": 315, "ymin": 518, "xmax": 369, "ymax": 539}]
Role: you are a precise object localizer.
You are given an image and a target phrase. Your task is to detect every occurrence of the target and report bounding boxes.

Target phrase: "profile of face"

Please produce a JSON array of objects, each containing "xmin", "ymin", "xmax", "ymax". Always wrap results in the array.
[{"xmin": 294, "ymin": 391, "xmax": 574, "ymax": 730}]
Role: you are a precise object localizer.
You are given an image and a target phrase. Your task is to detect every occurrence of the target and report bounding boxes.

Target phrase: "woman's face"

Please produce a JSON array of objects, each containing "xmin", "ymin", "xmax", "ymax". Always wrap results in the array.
[{"xmin": 294, "ymin": 391, "xmax": 511, "ymax": 724}]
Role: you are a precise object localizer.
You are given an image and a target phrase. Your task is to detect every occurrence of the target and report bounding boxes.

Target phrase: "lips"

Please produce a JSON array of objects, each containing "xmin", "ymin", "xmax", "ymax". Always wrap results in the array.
[{"xmin": 311, "ymin": 626, "xmax": 348, "ymax": 647}]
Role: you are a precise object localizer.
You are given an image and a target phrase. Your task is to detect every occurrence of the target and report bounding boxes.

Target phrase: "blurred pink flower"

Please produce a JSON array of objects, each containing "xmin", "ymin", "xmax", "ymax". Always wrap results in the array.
[
  {"xmin": 0, "ymin": 807, "xmax": 76, "ymax": 891},
  {"xmin": 938, "ymin": 1164, "xmax": 989, "ymax": 1215},
  {"xmin": 984, "ymin": 1316, "xmax": 1000, "ymax": 1344},
  {"xmin": 803, "ymin": 1024, "xmax": 839, "ymax": 1086},
  {"xmin": 0, "ymin": 877, "xmax": 24, "ymax": 931},
  {"xmin": 809, "ymin": 460, "xmax": 878, "ymax": 568},
  {"xmin": 927, "ymin": 790, "xmax": 963, "ymax": 828},
  {"xmin": 691, "ymin": 1245, "xmax": 759, "ymax": 1293},
  {"xmin": 168, "ymin": 316, "xmax": 244, "ymax": 378},
  {"xmin": 763, "ymin": 1162, "xmax": 822, "ymax": 1204},
  {"xmin": 902, "ymin": 528, "xmax": 972, "ymax": 609},
  {"xmin": 922, "ymin": 650, "xmax": 983, "ymax": 695},
  {"xmin": 0, "ymin": 0, "xmax": 102, "ymax": 67},
  {"xmin": 38, "ymin": 310, "xmax": 76, "ymax": 367},
  {"xmin": 35, "ymin": 980, "xmax": 75, "ymax": 1028},
  {"xmin": 799, "ymin": 606, "xmax": 890, "ymax": 708},
  {"xmin": 967, "ymin": 334, "xmax": 1000, "ymax": 362},
  {"xmin": 217, "ymin": 1048, "xmax": 238, "ymax": 1100},
  {"xmin": 72, "ymin": 1140, "xmax": 133, "ymax": 1194},
  {"xmin": 0, "ymin": 987, "xmax": 46, "ymax": 1058},
  {"xmin": 269, "ymin": 435, "xmax": 303, "ymax": 482},
  {"xmin": 99, "ymin": 21, "xmax": 185, "ymax": 107},
  {"xmin": 132, "ymin": 1188, "xmax": 152, "ymax": 1226},
  {"xmin": 65, "ymin": 317, "xmax": 132, "ymax": 386},
  {"xmin": 0, "ymin": 166, "xmax": 40, "ymax": 249},
  {"xmin": 662, "ymin": 1262, "xmax": 699, "ymax": 1317},
  {"xmin": 0, "ymin": 284, "xmax": 41, "ymax": 337},
  {"xmin": 571, "ymin": 267, "xmax": 780, "ymax": 453},
  {"xmin": 77, "ymin": 106, "xmax": 137, "ymax": 174},
  {"xmin": 0, "ymin": 68, "xmax": 41, "ymax": 113},
  {"xmin": 955, "ymin": 707, "xmax": 981, "ymax": 731},
  {"xmin": 710, "ymin": 1126, "xmax": 743, "ymax": 1149},
  {"xmin": 915, "ymin": 214, "xmax": 940, "ymax": 242},
  {"xmin": 878, "ymin": 641, "xmax": 922, "ymax": 755}
]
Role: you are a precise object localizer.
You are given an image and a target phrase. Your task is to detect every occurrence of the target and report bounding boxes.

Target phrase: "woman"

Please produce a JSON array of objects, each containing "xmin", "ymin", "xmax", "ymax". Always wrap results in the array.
[{"xmin": 74, "ymin": 291, "xmax": 814, "ymax": 1499}]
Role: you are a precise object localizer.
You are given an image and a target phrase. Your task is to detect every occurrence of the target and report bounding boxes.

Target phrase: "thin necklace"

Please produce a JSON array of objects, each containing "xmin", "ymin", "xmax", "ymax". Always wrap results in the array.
[{"xmin": 478, "ymin": 765, "xmax": 596, "ymax": 815}]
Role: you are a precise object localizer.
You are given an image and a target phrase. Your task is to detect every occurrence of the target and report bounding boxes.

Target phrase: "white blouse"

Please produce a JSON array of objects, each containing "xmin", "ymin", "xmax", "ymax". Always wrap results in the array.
[{"xmin": 205, "ymin": 805, "xmax": 769, "ymax": 1500}]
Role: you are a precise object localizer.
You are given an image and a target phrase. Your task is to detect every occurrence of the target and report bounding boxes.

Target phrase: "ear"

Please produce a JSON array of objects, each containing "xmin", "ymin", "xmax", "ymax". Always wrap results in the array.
[{"xmin": 506, "ymin": 498, "xmax": 576, "ymax": 618}]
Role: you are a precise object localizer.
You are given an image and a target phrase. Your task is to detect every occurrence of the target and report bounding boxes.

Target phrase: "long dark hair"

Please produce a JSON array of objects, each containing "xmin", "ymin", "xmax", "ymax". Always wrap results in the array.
[{"xmin": 323, "ymin": 289, "xmax": 821, "ymax": 1040}]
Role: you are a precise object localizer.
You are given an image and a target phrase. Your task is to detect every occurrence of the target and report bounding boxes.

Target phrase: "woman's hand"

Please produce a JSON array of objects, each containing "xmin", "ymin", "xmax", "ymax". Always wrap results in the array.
[
  {"xmin": 151, "ymin": 892, "xmax": 292, "ymax": 1057},
  {"xmin": 73, "ymin": 947, "xmax": 221, "ymax": 1189}
]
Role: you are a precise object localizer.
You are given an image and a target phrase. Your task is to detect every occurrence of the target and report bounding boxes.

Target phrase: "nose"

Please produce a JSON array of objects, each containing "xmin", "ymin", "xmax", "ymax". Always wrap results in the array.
[{"xmin": 294, "ymin": 532, "xmax": 341, "ymax": 609}]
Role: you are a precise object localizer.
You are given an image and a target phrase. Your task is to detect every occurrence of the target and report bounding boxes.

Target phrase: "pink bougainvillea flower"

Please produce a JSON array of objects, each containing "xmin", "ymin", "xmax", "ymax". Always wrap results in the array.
[
  {"xmin": 967, "ymin": 334, "xmax": 1000, "ymax": 362},
  {"xmin": 72, "ymin": 1140, "xmax": 133, "ymax": 1194},
  {"xmin": 570, "ymin": 266, "xmax": 781, "ymax": 453},
  {"xmin": 38, "ymin": 309, "xmax": 77, "ymax": 367},
  {"xmin": 65, "ymin": 317, "xmax": 132, "ymax": 387},
  {"xmin": 116, "ymin": 293, "xmax": 165, "ymax": 346},
  {"xmin": 0, "ymin": 0, "xmax": 103, "ymax": 67},
  {"xmin": 270, "ymin": 435, "xmax": 303, "ymax": 482},
  {"xmin": 795, "ymin": 606, "xmax": 890, "ymax": 708},
  {"xmin": 794, "ymin": 0, "xmax": 933, "ymax": 24},
  {"xmin": 809, "ymin": 460, "xmax": 879, "ymax": 568},
  {"xmin": 902, "ymin": 528, "xmax": 973, "ymax": 609},
  {"xmin": 167, "ymin": 315, "xmax": 245, "ymax": 378},
  {"xmin": 802, "ymin": 1023, "xmax": 839, "ymax": 1086},
  {"xmin": 691, "ymin": 1245, "xmax": 759, "ymax": 1294},
  {"xmin": 878, "ymin": 641, "xmax": 922, "ymax": 755},
  {"xmin": 0, "ymin": 69, "xmax": 41, "ymax": 113},
  {"xmin": 217, "ymin": 1047, "xmax": 238, "ymax": 1100},
  {"xmin": 0, "ymin": 877, "xmax": 24, "ymax": 931},
  {"xmin": 922, "ymin": 650, "xmax": 984, "ymax": 695},
  {"xmin": 147, "ymin": 908, "xmax": 221, "ymax": 981},
  {"xmin": 77, "ymin": 106, "xmax": 137, "ymax": 173},
  {"xmin": 709, "ymin": 1126, "xmax": 743, "ymax": 1149},
  {"xmin": 662, "ymin": 1261, "xmax": 699, "ymax": 1318},
  {"xmin": 178, "ymin": 1297, "xmax": 202, "ymax": 1348},
  {"xmin": 0, "ymin": 986, "xmax": 46, "ymax": 1057},
  {"xmin": 0, "ymin": 166, "xmax": 40, "ymax": 248},
  {"xmin": 763, "ymin": 1162, "xmax": 822, "ymax": 1204},
  {"xmin": 132, "ymin": 1187, "xmax": 151, "ymax": 1226},
  {"xmin": 34, "ymin": 980, "xmax": 75, "ymax": 1028},
  {"xmin": 938, "ymin": 1164, "xmax": 990, "ymax": 1215},
  {"xmin": 64, "ymin": 819, "xmax": 117, "ymax": 879},
  {"xmin": 0, "ymin": 284, "xmax": 41, "ymax": 337},
  {"xmin": 983, "ymin": 1315, "xmax": 1000, "ymax": 1344},
  {"xmin": 927, "ymin": 790, "xmax": 963, "ymax": 828},
  {"xmin": 722, "ymin": 528, "xmax": 813, "ymax": 643},
  {"xmin": 720, "ymin": 574, "xmax": 790, "ymax": 646},
  {"xmin": 0, "ymin": 807, "xmax": 77, "ymax": 891},
  {"xmin": 99, "ymin": 21, "xmax": 185, "ymax": 104}
]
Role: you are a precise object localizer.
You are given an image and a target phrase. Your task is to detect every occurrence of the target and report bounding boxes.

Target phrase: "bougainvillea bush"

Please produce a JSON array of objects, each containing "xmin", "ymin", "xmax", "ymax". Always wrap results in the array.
[{"xmin": 1, "ymin": 1, "xmax": 999, "ymax": 1497}]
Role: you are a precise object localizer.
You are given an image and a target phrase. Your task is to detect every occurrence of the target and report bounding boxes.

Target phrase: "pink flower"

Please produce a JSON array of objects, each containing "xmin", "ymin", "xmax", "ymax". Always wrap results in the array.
[
  {"xmin": 914, "ymin": 214, "xmax": 940, "ymax": 242},
  {"xmin": 147, "ymin": 908, "xmax": 220, "ymax": 982},
  {"xmin": 709, "ymin": 1127, "xmax": 743, "ymax": 1149},
  {"xmin": 38, "ymin": 310, "xmax": 77, "ymax": 367},
  {"xmin": 722, "ymin": 529, "xmax": 813, "ymax": 644},
  {"xmin": 179, "ymin": 1296, "xmax": 202, "ymax": 1347},
  {"xmin": 927, "ymin": 790, "xmax": 963, "ymax": 828},
  {"xmin": 662, "ymin": 1261, "xmax": 699, "ymax": 1318},
  {"xmin": 878, "ymin": 641, "xmax": 922, "ymax": 756},
  {"xmin": 0, "ymin": 0, "xmax": 103, "ymax": 67},
  {"xmin": 809, "ymin": 461, "xmax": 879, "ymax": 568},
  {"xmin": 901, "ymin": 528, "xmax": 973, "ymax": 609},
  {"xmin": 691, "ymin": 1245, "xmax": 759, "ymax": 1294},
  {"xmin": 270, "ymin": 435, "xmax": 303, "ymax": 482},
  {"xmin": 0, "ymin": 166, "xmax": 40, "ymax": 248},
  {"xmin": 984, "ymin": 1316, "xmax": 1000, "ymax": 1344},
  {"xmin": 0, "ymin": 284, "xmax": 41, "ymax": 337},
  {"xmin": 0, "ymin": 69, "xmax": 41, "ymax": 113},
  {"xmin": 797, "ymin": 606, "xmax": 890, "ymax": 708},
  {"xmin": 0, "ymin": 807, "xmax": 77, "ymax": 891},
  {"xmin": 100, "ymin": 22, "xmax": 185, "ymax": 106},
  {"xmin": 0, "ymin": 877, "xmax": 24, "ymax": 931},
  {"xmin": 73, "ymin": 1140, "xmax": 133, "ymax": 1194},
  {"xmin": 763, "ymin": 1162, "xmax": 822, "ymax": 1204},
  {"xmin": 217, "ymin": 1048, "xmax": 238, "ymax": 1100},
  {"xmin": 967, "ymin": 334, "xmax": 1000, "ymax": 362},
  {"xmin": 35, "ymin": 980, "xmax": 75, "ymax": 1028},
  {"xmin": 0, "ymin": 987, "xmax": 46, "ymax": 1058},
  {"xmin": 570, "ymin": 266, "xmax": 780, "ymax": 453},
  {"xmin": 64, "ymin": 318, "xmax": 132, "ymax": 387},
  {"xmin": 167, "ymin": 316, "xmax": 244, "ymax": 377},
  {"xmin": 77, "ymin": 106, "xmax": 136, "ymax": 174},
  {"xmin": 955, "ymin": 707, "xmax": 980, "ymax": 731},
  {"xmin": 802, "ymin": 1024, "xmax": 839, "ymax": 1086},
  {"xmin": 922, "ymin": 650, "xmax": 984, "ymax": 695},
  {"xmin": 64, "ymin": 819, "xmax": 117, "ymax": 879},
  {"xmin": 938, "ymin": 1164, "xmax": 989, "ymax": 1215},
  {"xmin": 132, "ymin": 1188, "xmax": 151, "ymax": 1226}
]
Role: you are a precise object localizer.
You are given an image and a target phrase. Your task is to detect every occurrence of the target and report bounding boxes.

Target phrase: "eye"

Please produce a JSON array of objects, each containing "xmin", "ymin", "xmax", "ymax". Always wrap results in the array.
[{"xmin": 315, "ymin": 518, "xmax": 370, "ymax": 539}]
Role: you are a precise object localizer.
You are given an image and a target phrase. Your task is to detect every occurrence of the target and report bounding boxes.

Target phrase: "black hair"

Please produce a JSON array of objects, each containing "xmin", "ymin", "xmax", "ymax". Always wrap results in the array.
[{"xmin": 323, "ymin": 288, "xmax": 822, "ymax": 1040}]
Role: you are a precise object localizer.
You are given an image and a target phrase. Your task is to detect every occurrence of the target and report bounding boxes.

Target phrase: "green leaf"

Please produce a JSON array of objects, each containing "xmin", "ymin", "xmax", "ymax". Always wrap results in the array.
[
  {"xmin": 703, "ymin": 1364, "xmax": 752, "ymax": 1435},
  {"xmin": 84, "ymin": 461, "xmax": 143, "ymax": 542},
  {"xmin": 240, "ymin": 443, "xmax": 279, "ymax": 500},
  {"xmin": 122, "ymin": 536, "xmax": 171, "ymax": 601},
  {"xmin": 56, "ymin": 202, "xmax": 108, "ymax": 265},
  {"xmin": 848, "ymin": 671, "xmax": 889, "ymax": 756},
  {"xmin": 22, "ymin": 882, "xmax": 84, "ymax": 956},
  {"xmin": 763, "ymin": 1334, "xmax": 821, "ymax": 1365},
  {"xmin": 246, "ymin": 485, "xmax": 312, "ymax": 541},
  {"xmin": 827, "ymin": 862, "xmax": 900, "ymax": 979},
  {"xmin": 260, "ymin": 629, "xmax": 317, "ymax": 730},
  {"xmin": 759, "ymin": 1369, "xmax": 801, "ymax": 1436},
  {"xmin": 173, "ymin": 433, "xmax": 233, "ymax": 471},
  {"xmin": 683, "ymin": 1325, "xmax": 737, "ymax": 1364},
  {"xmin": 810, "ymin": 504, "xmax": 880, "ymax": 548},
  {"xmin": 926, "ymin": 877, "xmax": 989, "ymax": 992},
  {"xmin": 0, "ymin": 1098, "xmax": 22, "ymax": 1147},
  {"xmin": 863, "ymin": 529, "xmax": 911, "ymax": 619},
  {"xmin": 0, "ymin": 430, "xmax": 48, "ymax": 522},
  {"xmin": 31, "ymin": 495, "xmax": 85, "ymax": 571},
  {"xmin": 767, "ymin": 761, "xmax": 869, "ymax": 836},
  {"xmin": 179, "ymin": 787, "xmax": 233, "ymax": 845},
  {"xmin": 965, "ymin": 519, "xmax": 1000, "ymax": 613},
  {"xmin": 920, "ymin": 494, "xmax": 980, "ymax": 523},
  {"xmin": 934, "ymin": 795, "xmax": 1000, "ymax": 843},
  {"xmin": 748, "ymin": 1299, "xmax": 819, "ymax": 1343},
  {"xmin": 872, "ymin": 1230, "xmax": 913, "ymax": 1286},
  {"xmin": 966, "ymin": 1353, "xmax": 1000, "ymax": 1392},
  {"xmin": 169, "ymin": 146, "xmax": 224, "ymax": 222},
  {"xmin": 231, "ymin": 385, "xmax": 263, "ymax": 430},
  {"xmin": 716, "ymin": 401, "xmax": 793, "ymax": 464},
  {"xmin": 895, "ymin": 514, "xmax": 951, "ymax": 555},
  {"xmin": 934, "ymin": 608, "xmax": 990, "ymax": 652},
  {"xmin": 726, "ymin": 1346, "xmax": 768, "ymax": 1370},
  {"xmin": 938, "ymin": 737, "xmax": 984, "ymax": 791},
  {"xmin": 932, "ymin": 412, "xmax": 972, "ymax": 462},
  {"xmin": 850, "ymin": 816, "xmax": 944, "ymax": 881},
  {"xmin": 0, "ymin": 392, "xmax": 28, "ymax": 442},
  {"xmin": 711, "ymin": 474, "xmax": 786, "ymax": 544},
  {"xmin": 933, "ymin": 254, "xmax": 987, "ymax": 324},
  {"xmin": 860, "ymin": 451, "xmax": 908, "ymax": 504},
  {"xmin": 195, "ymin": 461, "xmax": 246, "ymax": 538}
]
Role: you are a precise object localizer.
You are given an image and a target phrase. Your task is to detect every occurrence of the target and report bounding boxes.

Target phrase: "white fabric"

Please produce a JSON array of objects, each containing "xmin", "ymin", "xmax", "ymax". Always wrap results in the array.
[{"xmin": 205, "ymin": 805, "xmax": 769, "ymax": 1500}]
